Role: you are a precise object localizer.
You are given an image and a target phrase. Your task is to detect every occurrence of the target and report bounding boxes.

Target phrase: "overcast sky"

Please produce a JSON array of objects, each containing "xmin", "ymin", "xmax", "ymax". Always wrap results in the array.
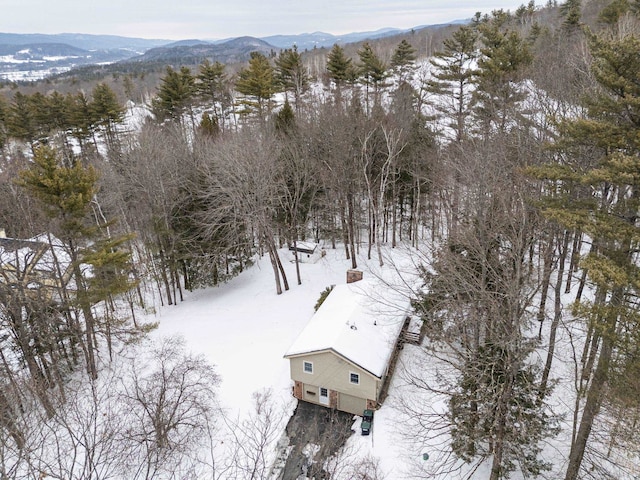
[{"xmin": 3, "ymin": 1, "xmax": 527, "ymax": 40}]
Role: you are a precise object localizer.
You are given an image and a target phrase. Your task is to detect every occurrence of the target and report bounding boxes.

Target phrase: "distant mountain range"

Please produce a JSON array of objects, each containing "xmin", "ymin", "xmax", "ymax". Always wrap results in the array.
[
  {"xmin": 0, "ymin": 33, "xmax": 168, "ymax": 51},
  {"xmin": 133, "ymin": 37, "xmax": 276, "ymax": 65},
  {"xmin": 254, "ymin": 27, "xmax": 411, "ymax": 50},
  {"xmin": 0, "ymin": 23, "xmax": 464, "ymax": 81}
]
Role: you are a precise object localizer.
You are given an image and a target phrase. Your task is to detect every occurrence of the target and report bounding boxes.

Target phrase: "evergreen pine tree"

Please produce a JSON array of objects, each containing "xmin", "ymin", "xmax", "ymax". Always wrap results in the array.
[
  {"xmin": 197, "ymin": 112, "xmax": 219, "ymax": 139},
  {"xmin": 390, "ymin": 39, "xmax": 417, "ymax": 82},
  {"xmin": 235, "ymin": 51, "xmax": 277, "ymax": 121},
  {"xmin": 47, "ymin": 91, "xmax": 72, "ymax": 134},
  {"xmin": 274, "ymin": 99, "xmax": 295, "ymax": 134},
  {"xmin": 29, "ymin": 92, "xmax": 54, "ymax": 143},
  {"xmin": 326, "ymin": 44, "xmax": 354, "ymax": 89},
  {"xmin": 528, "ymin": 33, "xmax": 640, "ymax": 480},
  {"xmin": 18, "ymin": 145, "xmax": 137, "ymax": 379},
  {"xmin": 90, "ymin": 83, "xmax": 125, "ymax": 155},
  {"xmin": 427, "ymin": 25, "xmax": 478, "ymax": 142},
  {"xmin": 560, "ymin": 0, "xmax": 582, "ymax": 31},
  {"xmin": 67, "ymin": 91, "xmax": 98, "ymax": 153},
  {"xmin": 196, "ymin": 60, "xmax": 227, "ymax": 104},
  {"xmin": 90, "ymin": 84, "xmax": 125, "ymax": 137},
  {"xmin": 7, "ymin": 92, "xmax": 37, "ymax": 151},
  {"xmin": 357, "ymin": 42, "xmax": 388, "ymax": 112},
  {"xmin": 473, "ymin": 23, "xmax": 533, "ymax": 134},
  {"xmin": 196, "ymin": 60, "xmax": 229, "ymax": 131},
  {"xmin": 275, "ymin": 46, "xmax": 310, "ymax": 111},
  {"xmin": 598, "ymin": 0, "xmax": 630, "ymax": 24},
  {"xmin": 450, "ymin": 343, "xmax": 557, "ymax": 477},
  {"xmin": 153, "ymin": 66, "xmax": 196, "ymax": 125}
]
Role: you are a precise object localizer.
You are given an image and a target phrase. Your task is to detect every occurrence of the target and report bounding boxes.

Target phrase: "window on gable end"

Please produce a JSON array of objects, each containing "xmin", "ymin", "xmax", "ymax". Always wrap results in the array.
[
  {"xmin": 350, "ymin": 372, "xmax": 360, "ymax": 384},
  {"xmin": 304, "ymin": 361, "xmax": 313, "ymax": 373}
]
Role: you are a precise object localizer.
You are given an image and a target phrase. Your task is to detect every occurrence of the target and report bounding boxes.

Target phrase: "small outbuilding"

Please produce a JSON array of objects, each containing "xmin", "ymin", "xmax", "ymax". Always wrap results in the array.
[
  {"xmin": 288, "ymin": 242, "xmax": 323, "ymax": 264},
  {"xmin": 284, "ymin": 272, "xmax": 409, "ymax": 415}
]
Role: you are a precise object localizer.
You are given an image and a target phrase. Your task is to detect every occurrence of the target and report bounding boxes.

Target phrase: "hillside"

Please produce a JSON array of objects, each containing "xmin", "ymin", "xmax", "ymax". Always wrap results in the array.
[
  {"xmin": 129, "ymin": 36, "xmax": 276, "ymax": 65},
  {"xmin": 0, "ymin": 32, "xmax": 169, "ymax": 50},
  {"xmin": 0, "ymin": 33, "xmax": 172, "ymax": 81}
]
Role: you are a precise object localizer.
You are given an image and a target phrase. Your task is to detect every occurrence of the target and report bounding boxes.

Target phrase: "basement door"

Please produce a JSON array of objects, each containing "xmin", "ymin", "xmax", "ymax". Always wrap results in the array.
[{"xmin": 319, "ymin": 387, "xmax": 329, "ymax": 405}]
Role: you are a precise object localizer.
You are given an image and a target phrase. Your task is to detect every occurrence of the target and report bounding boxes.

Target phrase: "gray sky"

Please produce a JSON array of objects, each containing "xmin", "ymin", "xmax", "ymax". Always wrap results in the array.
[{"xmin": 3, "ymin": 1, "xmax": 527, "ymax": 40}]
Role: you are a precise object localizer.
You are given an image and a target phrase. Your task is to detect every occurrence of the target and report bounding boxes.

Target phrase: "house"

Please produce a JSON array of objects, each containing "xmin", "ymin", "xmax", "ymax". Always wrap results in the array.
[
  {"xmin": 0, "ymin": 230, "xmax": 73, "ymax": 299},
  {"xmin": 284, "ymin": 270, "xmax": 409, "ymax": 415}
]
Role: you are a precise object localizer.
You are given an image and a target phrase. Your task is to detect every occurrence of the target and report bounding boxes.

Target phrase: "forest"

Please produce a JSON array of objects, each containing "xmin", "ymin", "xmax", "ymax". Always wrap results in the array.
[{"xmin": 0, "ymin": 0, "xmax": 640, "ymax": 478}]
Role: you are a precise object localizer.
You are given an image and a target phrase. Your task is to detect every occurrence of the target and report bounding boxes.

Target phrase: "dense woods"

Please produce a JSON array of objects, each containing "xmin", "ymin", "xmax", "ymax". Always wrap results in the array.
[{"xmin": 1, "ymin": 0, "xmax": 640, "ymax": 478}]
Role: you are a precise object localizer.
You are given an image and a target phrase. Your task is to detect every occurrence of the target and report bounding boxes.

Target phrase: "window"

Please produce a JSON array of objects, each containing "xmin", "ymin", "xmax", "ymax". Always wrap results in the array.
[
  {"xmin": 350, "ymin": 372, "xmax": 360, "ymax": 384},
  {"xmin": 303, "ymin": 361, "xmax": 313, "ymax": 374},
  {"xmin": 320, "ymin": 387, "xmax": 328, "ymax": 397}
]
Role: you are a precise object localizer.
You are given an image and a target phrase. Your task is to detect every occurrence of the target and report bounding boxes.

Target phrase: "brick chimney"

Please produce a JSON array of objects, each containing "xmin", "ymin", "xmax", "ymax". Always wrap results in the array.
[{"xmin": 346, "ymin": 269, "xmax": 363, "ymax": 284}]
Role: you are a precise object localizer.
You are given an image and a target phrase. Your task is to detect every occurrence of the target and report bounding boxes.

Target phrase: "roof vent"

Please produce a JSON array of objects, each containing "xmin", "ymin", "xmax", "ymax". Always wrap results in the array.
[{"xmin": 350, "ymin": 324, "xmax": 357, "ymax": 330}]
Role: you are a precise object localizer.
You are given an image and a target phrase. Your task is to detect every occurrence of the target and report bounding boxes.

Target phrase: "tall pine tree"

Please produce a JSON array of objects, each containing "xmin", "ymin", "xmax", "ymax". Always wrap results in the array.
[
  {"xmin": 19, "ymin": 146, "xmax": 137, "ymax": 379},
  {"xmin": 196, "ymin": 60, "xmax": 229, "ymax": 131},
  {"xmin": 235, "ymin": 51, "xmax": 277, "ymax": 122},
  {"xmin": 326, "ymin": 44, "xmax": 355, "ymax": 90},
  {"xmin": 275, "ymin": 46, "xmax": 310, "ymax": 112},
  {"xmin": 357, "ymin": 42, "xmax": 387, "ymax": 112},
  {"xmin": 529, "ymin": 32, "xmax": 640, "ymax": 480},
  {"xmin": 390, "ymin": 39, "xmax": 417, "ymax": 83}
]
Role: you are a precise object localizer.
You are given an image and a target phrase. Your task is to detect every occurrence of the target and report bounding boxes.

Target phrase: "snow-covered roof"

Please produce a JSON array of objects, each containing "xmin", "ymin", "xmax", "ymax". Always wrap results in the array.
[
  {"xmin": 285, "ymin": 278, "xmax": 409, "ymax": 378},
  {"xmin": 288, "ymin": 241, "xmax": 318, "ymax": 254}
]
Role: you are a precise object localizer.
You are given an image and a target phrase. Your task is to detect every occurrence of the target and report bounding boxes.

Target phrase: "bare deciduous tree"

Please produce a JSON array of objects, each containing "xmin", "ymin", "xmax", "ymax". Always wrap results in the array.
[
  {"xmin": 122, "ymin": 337, "xmax": 220, "ymax": 479},
  {"xmin": 221, "ymin": 389, "xmax": 288, "ymax": 480},
  {"xmin": 200, "ymin": 130, "xmax": 289, "ymax": 295}
]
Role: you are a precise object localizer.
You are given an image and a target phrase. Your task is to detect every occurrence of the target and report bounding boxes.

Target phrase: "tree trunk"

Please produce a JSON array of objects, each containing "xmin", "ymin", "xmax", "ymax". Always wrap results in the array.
[
  {"xmin": 564, "ymin": 295, "xmax": 618, "ymax": 480},
  {"xmin": 156, "ymin": 240, "xmax": 173, "ymax": 306},
  {"xmin": 565, "ymin": 230, "xmax": 581, "ymax": 294},
  {"xmin": 539, "ymin": 229, "xmax": 569, "ymax": 399},
  {"xmin": 267, "ymin": 245, "xmax": 283, "ymax": 295},
  {"xmin": 367, "ymin": 201, "xmax": 373, "ymax": 261},
  {"xmin": 274, "ymin": 245, "xmax": 289, "ymax": 292},
  {"xmin": 489, "ymin": 375, "xmax": 514, "ymax": 480},
  {"xmin": 537, "ymin": 230, "xmax": 555, "ymax": 329},
  {"xmin": 340, "ymin": 200, "xmax": 350, "ymax": 259},
  {"xmin": 293, "ymin": 238, "xmax": 302, "ymax": 286},
  {"xmin": 347, "ymin": 193, "xmax": 357, "ymax": 269}
]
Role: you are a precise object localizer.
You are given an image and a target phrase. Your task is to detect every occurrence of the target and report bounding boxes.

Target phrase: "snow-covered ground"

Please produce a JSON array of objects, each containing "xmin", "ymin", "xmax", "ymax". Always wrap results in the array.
[
  {"xmin": 142, "ymin": 237, "xmax": 640, "ymax": 480},
  {"xmin": 152, "ymin": 245, "xmax": 348, "ymax": 420},
  {"xmin": 145, "ymin": 244, "xmax": 429, "ymax": 478}
]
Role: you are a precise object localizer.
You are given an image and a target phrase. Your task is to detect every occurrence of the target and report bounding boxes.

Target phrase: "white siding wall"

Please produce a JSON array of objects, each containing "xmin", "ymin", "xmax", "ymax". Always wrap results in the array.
[{"xmin": 289, "ymin": 350, "xmax": 379, "ymax": 405}]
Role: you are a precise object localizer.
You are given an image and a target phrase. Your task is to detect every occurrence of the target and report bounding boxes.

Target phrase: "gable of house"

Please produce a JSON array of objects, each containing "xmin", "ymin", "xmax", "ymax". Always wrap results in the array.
[{"xmin": 288, "ymin": 349, "xmax": 379, "ymax": 399}]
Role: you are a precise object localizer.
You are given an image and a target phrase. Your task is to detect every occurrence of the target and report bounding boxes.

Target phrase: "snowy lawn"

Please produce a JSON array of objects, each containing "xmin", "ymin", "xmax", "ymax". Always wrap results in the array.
[
  {"xmin": 144, "ymin": 244, "xmax": 424, "ymax": 477},
  {"xmin": 152, "ymin": 245, "xmax": 358, "ymax": 419},
  {"xmin": 143, "ymin": 243, "xmax": 598, "ymax": 479}
]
